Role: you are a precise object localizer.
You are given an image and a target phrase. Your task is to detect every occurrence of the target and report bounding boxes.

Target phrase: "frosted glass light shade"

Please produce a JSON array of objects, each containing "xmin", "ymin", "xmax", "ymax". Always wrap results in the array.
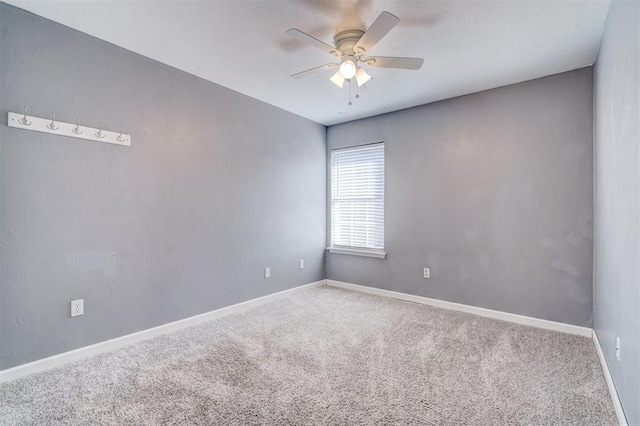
[
  {"xmin": 330, "ymin": 70, "xmax": 345, "ymax": 88},
  {"xmin": 355, "ymin": 68, "xmax": 372, "ymax": 87}
]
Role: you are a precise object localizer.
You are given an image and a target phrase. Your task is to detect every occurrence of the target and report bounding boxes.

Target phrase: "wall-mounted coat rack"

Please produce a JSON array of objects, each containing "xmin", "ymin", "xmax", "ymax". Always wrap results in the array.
[{"xmin": 7, "ymin": 108, "xmax": 131, "ymax": 146}]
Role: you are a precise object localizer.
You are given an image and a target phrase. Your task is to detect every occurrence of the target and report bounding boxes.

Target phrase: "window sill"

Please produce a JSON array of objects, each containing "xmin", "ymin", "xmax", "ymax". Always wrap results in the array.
[{"xmin": 327, "ymin": 247, "xmax": 387, "ymax": 258}]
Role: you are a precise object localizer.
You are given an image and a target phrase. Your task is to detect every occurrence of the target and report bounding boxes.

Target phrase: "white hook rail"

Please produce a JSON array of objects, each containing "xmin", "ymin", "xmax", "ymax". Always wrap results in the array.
[{"xmin": 7, "ymin": 111, "xmax": 131, "ymax": 146}]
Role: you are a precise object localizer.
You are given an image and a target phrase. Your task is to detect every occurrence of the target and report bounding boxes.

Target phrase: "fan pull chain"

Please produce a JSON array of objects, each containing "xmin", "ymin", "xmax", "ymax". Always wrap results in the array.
[{"xmin": 348, "ymin": 80, "xmax": 352, "ymax": 106}]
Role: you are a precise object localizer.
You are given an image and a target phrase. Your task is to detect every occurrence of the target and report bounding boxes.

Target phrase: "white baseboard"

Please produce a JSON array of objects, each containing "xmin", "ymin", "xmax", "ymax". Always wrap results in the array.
[
  {"xmin": 593, "ymin": 330, "xmax": 628, "ymax": 426},
  {"xmin": 326, "ymin": 280, "xmax": 593, "ymax": 337},
  {"xmin": 3, "ymin": 278, "xmax": 624, "ymax": 424},
  {"xmin": 0, "ymin": 280, "xmax": 325, "ymax": 384}
]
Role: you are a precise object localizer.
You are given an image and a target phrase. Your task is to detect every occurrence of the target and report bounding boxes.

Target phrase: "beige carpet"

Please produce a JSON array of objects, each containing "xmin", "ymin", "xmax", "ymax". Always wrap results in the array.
[{"xmin": 0, "ymin": 286, "xmax": 616, "ymax": 425}]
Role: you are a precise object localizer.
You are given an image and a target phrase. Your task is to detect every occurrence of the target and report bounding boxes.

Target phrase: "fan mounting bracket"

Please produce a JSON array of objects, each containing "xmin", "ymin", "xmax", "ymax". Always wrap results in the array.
[{"xmin": 333, "ymin": 29, "xmax": 365, "ymax": 55}]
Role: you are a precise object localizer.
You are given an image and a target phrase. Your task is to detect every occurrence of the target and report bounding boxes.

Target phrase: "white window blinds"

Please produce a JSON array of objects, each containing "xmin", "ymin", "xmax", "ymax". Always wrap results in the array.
[{"xmin": 331, "ymin": 143, "xmax": 385, "ymax": 251}]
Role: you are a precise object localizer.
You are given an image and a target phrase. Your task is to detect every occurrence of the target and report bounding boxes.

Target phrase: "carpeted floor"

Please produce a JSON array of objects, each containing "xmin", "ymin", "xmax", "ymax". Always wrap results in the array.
[{"xmin": 0, "ymin": 286, "xmax": 616, "ymax": 425}]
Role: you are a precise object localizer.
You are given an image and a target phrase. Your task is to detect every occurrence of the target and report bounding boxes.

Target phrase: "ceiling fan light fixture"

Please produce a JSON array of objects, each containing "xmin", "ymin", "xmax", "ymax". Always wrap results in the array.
[
  {"xmin": 330, "ymin": 70, "xmax": 345, "ymax": 88},
  {"xmin": 355, "ymin": 68, "xmax": 372, "ymax": 87},
  {"xmin": 287, "ymin": 11, "xmax": 424, "ymax": 96},
  {"xmin": 339, "ymin": 57, "xmax": 357, "ymax": 79}
]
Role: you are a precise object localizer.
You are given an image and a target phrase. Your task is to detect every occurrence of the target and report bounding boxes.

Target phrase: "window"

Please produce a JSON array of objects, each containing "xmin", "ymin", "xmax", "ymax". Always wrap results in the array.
[{"xmin": 330, "ymin": 143, "xmax": 385, "ymax": 257}]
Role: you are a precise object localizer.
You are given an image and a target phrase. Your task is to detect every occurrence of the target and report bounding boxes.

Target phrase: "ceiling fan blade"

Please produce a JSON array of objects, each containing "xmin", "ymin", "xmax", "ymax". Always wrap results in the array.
[
  {"xmin": 286, "ymin": 29, "xmax": 340, "ymax": 57},
  {"xmin": 364, "ymin": 56, "xmax": 424, "ymax": 70},
  {"xmin": 354, "ymin": 11, "xmax": 399, "ymax": 54},
  {"xmin": 291, "ymin": 63, "xmax": 339, "ymax": 79}
]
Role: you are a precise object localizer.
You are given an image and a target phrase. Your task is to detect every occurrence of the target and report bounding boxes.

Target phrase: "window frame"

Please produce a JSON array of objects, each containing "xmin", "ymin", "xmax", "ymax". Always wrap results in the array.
[{"xmin": 328, "ymin": 142, "xmax": 386, "ymax": 259}]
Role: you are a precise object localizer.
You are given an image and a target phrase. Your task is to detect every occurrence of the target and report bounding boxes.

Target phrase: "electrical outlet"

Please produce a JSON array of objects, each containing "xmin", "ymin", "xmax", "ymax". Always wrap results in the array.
[
  {"xmin": 299, "ymin": 259, "xmax": 305, "ymax": 269},
  {"xmin": 423, "ymin": 268, "xmax": 431, "ymax": 279},
  {"xmin": 264, "ymin": 267, "xmax": 271, "ymax": 278},
  {"xmin": 616, "ymin": 337, "xmax": 621, "ymax": 362},
  {"xmin": 71, "ymin": 299, "xmax": 84, "ymax": 317}
]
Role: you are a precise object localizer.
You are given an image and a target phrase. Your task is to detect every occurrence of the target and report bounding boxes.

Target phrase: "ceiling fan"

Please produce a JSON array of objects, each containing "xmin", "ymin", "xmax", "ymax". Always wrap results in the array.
[{"xmin": 286, "ymin": 11, "xmax": 424, "ymax": 89}]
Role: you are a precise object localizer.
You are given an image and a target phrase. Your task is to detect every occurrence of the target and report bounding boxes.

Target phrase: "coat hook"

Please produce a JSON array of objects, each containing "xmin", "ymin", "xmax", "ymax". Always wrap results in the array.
[
  {"xmin": 46, "ymin": 112, "xmax": 59, "ymax": 130},
  {"xmin": 19, "ymin": 106, "xmax": 31, "ymax": 126},
  {"xmin": 116, "ymin": 126, "xmax": 126, "ymax": 142},
  {"xmin": 95, "ymin": 123, "xmax": 105, "ymax": 139},
  {"xmin": 72, "ymin": 118, "xmax": 83, "ymax": 135}
]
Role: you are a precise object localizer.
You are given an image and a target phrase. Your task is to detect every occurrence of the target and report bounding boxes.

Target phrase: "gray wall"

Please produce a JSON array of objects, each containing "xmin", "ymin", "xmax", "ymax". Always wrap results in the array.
[
  {"xmin": 593, "ymin": 0, "xmax": 640, "ymax": 423},
  {"xmin": 327, "ymin": 69, "xmax": 594, "ymax": 327},
  {"xmin": 0, "ymin": 4, "xmax": 326, "ymax": 370}
]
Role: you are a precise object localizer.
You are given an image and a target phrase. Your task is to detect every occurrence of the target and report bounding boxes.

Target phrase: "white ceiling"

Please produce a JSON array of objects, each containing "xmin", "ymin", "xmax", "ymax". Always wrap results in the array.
[{"xmin": 5, "ymin": 0, "xmax": 611, "ymax": 126}]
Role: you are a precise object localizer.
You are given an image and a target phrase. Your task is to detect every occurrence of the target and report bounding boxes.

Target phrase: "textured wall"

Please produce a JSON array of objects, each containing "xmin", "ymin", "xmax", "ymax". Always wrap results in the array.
[
  {"xmin": 327, "ymin": 69, "xmax": 594, "ymax": 327},
  {"xmin": 0, "ymin": 4, "xmax": 326, "ymax": 370},
  {"xmin": 593, "ymin": 0, "xmax": 640, "ymax": 423}
]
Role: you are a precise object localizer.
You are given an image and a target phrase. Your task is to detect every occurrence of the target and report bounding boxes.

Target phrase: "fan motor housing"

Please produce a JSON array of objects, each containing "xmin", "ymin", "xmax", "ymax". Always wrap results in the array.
[{"xmin": 333, "ymin": 29, "xmax": 365, "ymax": 55}]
